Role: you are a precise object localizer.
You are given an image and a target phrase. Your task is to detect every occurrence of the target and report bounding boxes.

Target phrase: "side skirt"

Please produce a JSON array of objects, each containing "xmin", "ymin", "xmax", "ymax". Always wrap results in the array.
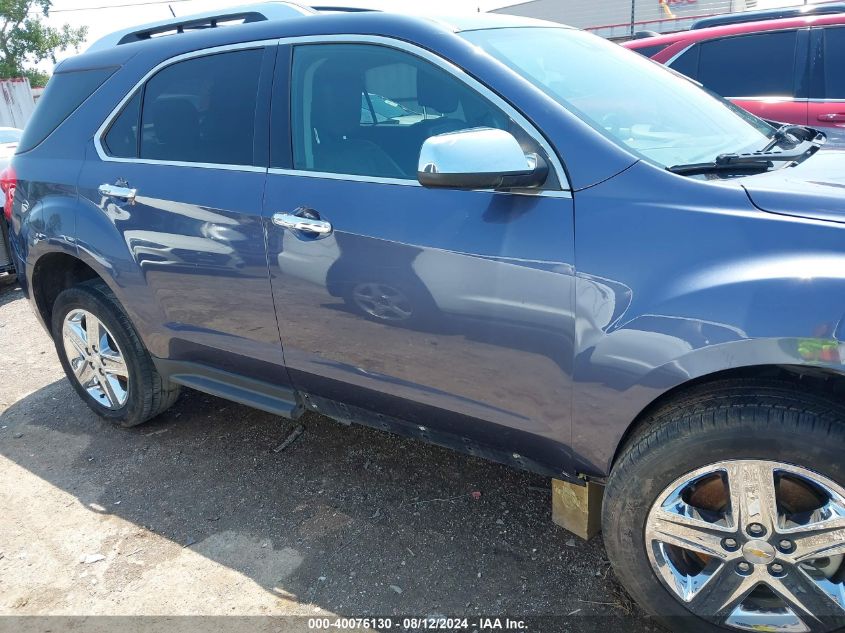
[
  {"xmin": 153, "ymin": 358, "xmax": 303, "ymax": 419},
  {"xmin": 150, "ymin": 358, "xmax": 581, "ymax": 485},
  {"xmin": 303, "ymin": 392, "xmax": 580, "ymax": 483}
]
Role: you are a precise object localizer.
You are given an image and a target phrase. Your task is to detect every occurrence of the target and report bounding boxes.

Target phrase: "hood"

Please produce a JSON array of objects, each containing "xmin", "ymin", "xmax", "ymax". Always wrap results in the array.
[{"xmin": 739, "ymin": 146, "xmax": 845, "ymax": 224}]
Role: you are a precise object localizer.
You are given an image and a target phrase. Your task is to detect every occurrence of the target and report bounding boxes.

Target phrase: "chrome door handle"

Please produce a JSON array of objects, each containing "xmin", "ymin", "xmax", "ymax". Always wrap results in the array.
[
  {"xmin": 99, "ymin": 184, "xmax": 137, "ymax": 203},
  {"xmin": 272, "ymin": 212, "xmax": 332, "ymax": 235}
]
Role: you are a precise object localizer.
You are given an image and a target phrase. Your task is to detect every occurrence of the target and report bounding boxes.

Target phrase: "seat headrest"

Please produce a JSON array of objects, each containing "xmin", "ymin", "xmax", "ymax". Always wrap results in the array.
[
  {"xmin": 312, "ymin": 64, "xmax": 365, "ymax": 140},
  {"xmin": 417, "ymin": 69, "xmax": 459, "ymax": 114}
]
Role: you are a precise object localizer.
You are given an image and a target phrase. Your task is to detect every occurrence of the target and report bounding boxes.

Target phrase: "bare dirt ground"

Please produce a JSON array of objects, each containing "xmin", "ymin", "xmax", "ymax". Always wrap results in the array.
[{"xmin": 0, "ymin": 277, "xmax": 661, "ymax": 633}]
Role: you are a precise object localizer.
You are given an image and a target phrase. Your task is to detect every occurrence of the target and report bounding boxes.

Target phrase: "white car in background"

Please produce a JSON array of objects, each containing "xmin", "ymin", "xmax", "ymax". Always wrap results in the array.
[{"xmin": 0, "ymin": 127, "xmax": 21, "ymax": 160}]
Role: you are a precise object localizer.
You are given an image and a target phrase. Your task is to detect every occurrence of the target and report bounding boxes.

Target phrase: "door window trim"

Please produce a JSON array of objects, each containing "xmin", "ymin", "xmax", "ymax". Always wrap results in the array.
[
  {"xmin": 272, "ymin": 34, "xmax": 570, "ymax": 193},
  {"xmin": 94, "ymin": 39, "xmax": 278, "ymax": 173}
]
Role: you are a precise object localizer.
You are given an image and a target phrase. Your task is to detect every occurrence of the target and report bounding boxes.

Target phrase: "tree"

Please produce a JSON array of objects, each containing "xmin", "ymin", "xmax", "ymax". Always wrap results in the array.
[{"xmin": 0, "ymin": 0, "xmax": 88, "ymax": 87}]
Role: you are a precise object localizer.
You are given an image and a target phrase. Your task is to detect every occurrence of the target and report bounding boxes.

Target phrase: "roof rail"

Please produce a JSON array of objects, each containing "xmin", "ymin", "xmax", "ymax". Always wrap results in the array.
[
  {"xmin": 86, "ymin": 1, "xmax": 315, "ymax": 52},
  {"xmin": 691, "ymin": 2, "xmax": 845, "ymax": 29}
]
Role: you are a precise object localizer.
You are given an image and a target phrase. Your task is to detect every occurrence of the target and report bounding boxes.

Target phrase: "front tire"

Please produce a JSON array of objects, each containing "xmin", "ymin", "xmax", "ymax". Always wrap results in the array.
[
  {"xmin": 51, "ymin": 279, "xmax": 179, "ymax": 427},
  {"xmin": 603, "ymin": 381, "xmax": 845, "ymax": 633}
]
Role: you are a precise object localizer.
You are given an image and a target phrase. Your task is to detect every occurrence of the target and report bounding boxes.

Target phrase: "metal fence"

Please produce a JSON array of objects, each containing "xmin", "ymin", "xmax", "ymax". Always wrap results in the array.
[{"xmin": 0, "ymin": 78, "xmax": 35, "ymax": 129}]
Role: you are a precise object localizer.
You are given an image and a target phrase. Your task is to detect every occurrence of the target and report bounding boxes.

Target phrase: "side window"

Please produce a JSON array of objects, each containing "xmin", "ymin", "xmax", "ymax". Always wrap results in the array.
[
  {"xmin": 668, "ymin": 44, "xmax": 700, "ymax": 80},
  {"xmin": 696, "ymin": 30, "xmax": 798, "ymax": 98},
  {"xmin": 823, "ymin": 27, "xmax": 845, "ymax": 99},
  {"xmin": 104, "ymin": 91, "xmax": 140, "ymax": 158},
  {"xmin": 289, "ymin": 44, "xmax": 534, "ymax": 180},
  {"xmin": 102, "ymin": 49, "xmax": 263, "ymax": 165}
]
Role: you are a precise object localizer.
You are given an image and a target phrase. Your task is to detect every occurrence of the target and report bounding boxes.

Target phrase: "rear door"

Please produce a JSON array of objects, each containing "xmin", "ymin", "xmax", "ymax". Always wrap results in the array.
[
  {"xmin": 76, "ymin": 44, "xmax": 292, "ymax": 393},
  {"xmin": 262, "ymin": 38, "xmax": 576, "ymax": 474},
  {"xmin": 808, "ymin": 26, "xmax": 845, "ymax": 129},
  {"xmin": 669, "ymin": 29, "xmax": 810, "ymax": 125}
]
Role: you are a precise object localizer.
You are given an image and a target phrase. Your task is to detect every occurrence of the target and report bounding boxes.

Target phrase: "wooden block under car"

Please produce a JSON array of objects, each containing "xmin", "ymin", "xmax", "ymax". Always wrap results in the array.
[{"xmin": 551, "ymin": 478, "xmax": 604, "ymax": 541}]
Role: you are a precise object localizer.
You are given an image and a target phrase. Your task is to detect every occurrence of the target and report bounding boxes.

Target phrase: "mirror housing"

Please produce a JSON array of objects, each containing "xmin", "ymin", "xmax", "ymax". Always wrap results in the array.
[{"xmin": 417, "ymin": 127, "xmax": 548, "ymax": 190}]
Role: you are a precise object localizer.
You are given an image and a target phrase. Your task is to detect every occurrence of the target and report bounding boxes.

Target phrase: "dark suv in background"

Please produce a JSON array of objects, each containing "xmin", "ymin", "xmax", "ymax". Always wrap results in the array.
[
  {"xmin": 8, "ymin": 3, "xmax": 845, "ymax": 631},
  {"xmin": 625, "ymin": 5, "xmax": 845, "ymax": 129}
]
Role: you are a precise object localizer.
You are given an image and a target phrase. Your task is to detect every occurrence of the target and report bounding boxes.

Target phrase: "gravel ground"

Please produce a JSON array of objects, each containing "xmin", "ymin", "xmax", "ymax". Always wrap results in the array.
[{"xmin": 0, "ymin": 276, "xmax": 661, "ymax": 633}]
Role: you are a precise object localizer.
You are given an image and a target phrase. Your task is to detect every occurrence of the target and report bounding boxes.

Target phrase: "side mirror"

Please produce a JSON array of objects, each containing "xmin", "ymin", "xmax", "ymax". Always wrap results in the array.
[{"xmin": 417, "ymin": 127, "xmax": 548, "ymax": 190}]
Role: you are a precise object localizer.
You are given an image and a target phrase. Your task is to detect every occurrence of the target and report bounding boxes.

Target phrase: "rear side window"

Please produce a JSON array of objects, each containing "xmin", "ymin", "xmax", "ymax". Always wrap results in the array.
[
  {"xmin": 823, "ymin": 27, "xmax": 845, "ymax": 99},
  {"xmin": 141, "ymin": 49, "xmax": 261, "ymax": 164},
  {"xmin": 696, "ymin": 30, "xmax": 798, "ymax": 97},
  {"xmin": 104, "ymin": 91, "xmax": 140, "ymax": 158},
  {"xmin": 19, "ymin": 67, "xmax": 116, "ymax": 153},
  {"xmin": 102, "ymin": 49, "xmax": 263, "ymax": 165}
]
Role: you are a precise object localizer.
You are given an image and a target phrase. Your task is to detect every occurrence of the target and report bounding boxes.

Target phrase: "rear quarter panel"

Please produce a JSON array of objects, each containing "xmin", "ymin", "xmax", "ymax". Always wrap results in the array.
[
  {"xmin": 10, "ymin": 152, "xmax": 86, "ymax": 317},
  {"xmin": 9, "ymin": 48, "xmax": 137, "ymax": 313}
]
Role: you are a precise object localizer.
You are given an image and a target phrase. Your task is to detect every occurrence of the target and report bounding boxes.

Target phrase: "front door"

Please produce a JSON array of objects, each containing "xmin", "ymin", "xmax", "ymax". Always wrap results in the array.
[{"xmin": 263, "ymin": 40, "xmax": 576, "ymax": 474}]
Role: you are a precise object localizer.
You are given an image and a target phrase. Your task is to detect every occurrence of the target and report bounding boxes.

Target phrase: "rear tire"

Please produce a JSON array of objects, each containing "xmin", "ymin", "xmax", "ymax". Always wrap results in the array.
[
  {"xmin": 603, "ymin": 381, "xmax": 845, "ymax": 633},
  {"xmin": 51, "ymin": 279, "xmax": 180, "ymax": 427},
  {"xmin": 341, "ymin": 272, "xmax": 436, "ymax": 327}
]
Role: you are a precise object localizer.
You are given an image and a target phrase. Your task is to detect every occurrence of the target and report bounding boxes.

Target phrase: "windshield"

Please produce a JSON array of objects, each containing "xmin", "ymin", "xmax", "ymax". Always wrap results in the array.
[{"xmin": 461, "ymin": 27, "xmax": 774, "ymax": 168}]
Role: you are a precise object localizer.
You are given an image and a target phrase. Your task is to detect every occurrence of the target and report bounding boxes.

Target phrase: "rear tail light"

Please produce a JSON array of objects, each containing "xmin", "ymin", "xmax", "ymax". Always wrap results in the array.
[{"xmin": 0, "ymin": 165, "xmax": 16, "ymax": 222}]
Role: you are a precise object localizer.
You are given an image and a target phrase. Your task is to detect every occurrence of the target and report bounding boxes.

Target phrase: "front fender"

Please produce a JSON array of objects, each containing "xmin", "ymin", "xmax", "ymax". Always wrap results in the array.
[
  {"xmin": 573, "ymin": 160, "xmax": 845, "ymax": 477},
  {"xmin": 574, "ymin": 334, "xmax": 845, "ymax": 478}
]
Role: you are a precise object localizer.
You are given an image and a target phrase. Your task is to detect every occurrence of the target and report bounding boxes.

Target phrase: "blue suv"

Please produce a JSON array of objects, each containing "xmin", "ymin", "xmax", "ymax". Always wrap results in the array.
[{"xmin": 8, "ymin": 3, "xmax": 845, "ymax": 630}]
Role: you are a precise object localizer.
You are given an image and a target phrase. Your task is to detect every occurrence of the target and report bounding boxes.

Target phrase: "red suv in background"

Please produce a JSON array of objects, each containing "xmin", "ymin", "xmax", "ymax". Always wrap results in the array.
[{"xmin": 624, "ymin": 11, "xmax": 845, "ymax": 128}]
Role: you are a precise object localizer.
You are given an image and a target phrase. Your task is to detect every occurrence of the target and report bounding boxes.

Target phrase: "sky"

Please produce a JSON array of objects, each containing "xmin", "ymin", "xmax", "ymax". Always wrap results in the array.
[{"xmin": 39, "ymin": 0, "xmax": 514, "ymax": 70}]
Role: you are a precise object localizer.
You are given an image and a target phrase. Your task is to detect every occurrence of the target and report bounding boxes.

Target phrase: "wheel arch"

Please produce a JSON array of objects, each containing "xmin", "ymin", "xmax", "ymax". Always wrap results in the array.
[
  {"xmin": 609, "ymin": 362, "xmax": 845, "ymax": 474},
  {"xmin": 27, "ymin": 215, "xmax": 154, "ymax": 351},
  {"xmin": 30, "ymin": 251, "xmax": 103, "ymax": 330}
]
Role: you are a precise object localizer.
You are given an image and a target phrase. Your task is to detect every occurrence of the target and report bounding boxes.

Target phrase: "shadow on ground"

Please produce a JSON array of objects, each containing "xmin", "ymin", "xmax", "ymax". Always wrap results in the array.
[{"xmin": 0, "ymin": 280, "xmax": 658, "ymax": 630}]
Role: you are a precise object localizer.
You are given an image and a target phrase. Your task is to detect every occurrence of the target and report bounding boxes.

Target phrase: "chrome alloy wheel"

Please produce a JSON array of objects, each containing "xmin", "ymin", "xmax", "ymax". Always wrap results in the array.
[
  {"xmin": 352, "ymin": 282, "xmax": 412, "ymax": 322},
  {"xmin": 646, "ymin": 460, "xmax": 845, "ymax": 632},
  {"xmin": 62, "ymin": 309, "xmax": 129, "ymax": 409}
]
